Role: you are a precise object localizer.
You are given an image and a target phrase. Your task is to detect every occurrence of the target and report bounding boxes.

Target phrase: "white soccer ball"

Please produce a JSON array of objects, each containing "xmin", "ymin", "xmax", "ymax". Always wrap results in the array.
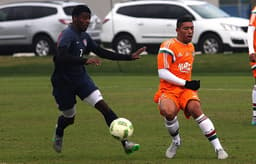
[{"xmin": 109, "ymin": 118, "xmax": 134, "ymax": 140}]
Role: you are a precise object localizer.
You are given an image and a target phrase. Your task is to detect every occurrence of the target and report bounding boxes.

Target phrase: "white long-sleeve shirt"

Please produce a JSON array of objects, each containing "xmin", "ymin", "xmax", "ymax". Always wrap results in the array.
[{"xmin": 248, "ymin": 7, "xmax": 256, "ymax": 55}]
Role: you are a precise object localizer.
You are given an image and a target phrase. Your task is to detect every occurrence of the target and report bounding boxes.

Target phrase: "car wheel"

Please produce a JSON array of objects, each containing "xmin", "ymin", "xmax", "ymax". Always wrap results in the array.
[
  {"xmin": 113, "ymin": 35, "xmax": 136, "ymax": 55},
  {"xmin": 33, "ymin": 36, "xmax": 55, "ymax": 56},
  {"xmin": 199, "ymin": 34, "xmax": 223, "ymax": 54}
]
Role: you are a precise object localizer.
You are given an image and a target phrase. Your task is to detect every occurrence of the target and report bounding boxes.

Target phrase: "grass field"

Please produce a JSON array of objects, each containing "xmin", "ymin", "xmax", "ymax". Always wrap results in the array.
[{"xmin": 0, "ymin": 53, "xmax": 255, "ymax": 164}]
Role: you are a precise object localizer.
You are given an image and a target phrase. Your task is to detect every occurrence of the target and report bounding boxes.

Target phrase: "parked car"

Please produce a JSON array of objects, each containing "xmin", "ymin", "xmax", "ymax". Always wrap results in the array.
[
  {"xmin": 0, "ymin": 0, "xmax": 101, "ymax": 56},
  {"xmin": 100, "ymin": 0, "xmax": 248, "ymax": 54}
]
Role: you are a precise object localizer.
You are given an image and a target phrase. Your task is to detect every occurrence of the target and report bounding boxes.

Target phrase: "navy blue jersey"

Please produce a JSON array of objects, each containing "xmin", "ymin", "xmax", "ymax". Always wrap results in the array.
[
  {"xmin": 52, "ymin": 25, "xmax": 133, "ymax": 83},
  {"xmin": 51, "ymin": 25, "xmax": 98, "ymax": 100},
  {"xmin": 51, "ymin": 24, "xmax": 134, "ymax": 105},
  {"xmin": 54, "ymin": 25, "xmax": 95, "ymax": 78}
]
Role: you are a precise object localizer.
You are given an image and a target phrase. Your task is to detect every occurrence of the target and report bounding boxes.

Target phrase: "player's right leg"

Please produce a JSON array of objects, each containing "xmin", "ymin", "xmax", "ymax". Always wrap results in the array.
[
  {"xmin": 52, "ymin": 83, "xmax": 76, "ymax": 153},
  {"xmin": 251, "ymin": 83, "xmax": 256, "ymax": 125},
  {"xmin": 164, "ymin": 117, "xmax": 181, "ymax": 158},
  {"xmin": 158, "ymin": 96, "xmax": 180, "ymax": 159},
  {"xmin": 52, "ymin": 107, "xmax": 76, "ymax": 153},
  {"xmin": 250, "ymin": 63, "xmax": 256, "ymax": 125},
  {"xmin": 83, "ymin": 89, "xmax": 140, "ymax": 154}
]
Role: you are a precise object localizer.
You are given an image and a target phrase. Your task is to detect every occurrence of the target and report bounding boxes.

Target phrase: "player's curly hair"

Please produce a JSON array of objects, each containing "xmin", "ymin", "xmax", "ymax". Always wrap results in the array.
[
  {"xmin": 176, "ymin": 15, "xmax": 193, "ymax": 28},
  {"xmin": 72, "ymin": 5, "xmax": 91, "ymax": 17}
]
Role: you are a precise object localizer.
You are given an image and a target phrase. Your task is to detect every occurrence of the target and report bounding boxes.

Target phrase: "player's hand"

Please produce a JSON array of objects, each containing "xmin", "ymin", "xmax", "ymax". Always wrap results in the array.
[
  {"xmin": 131, "ymin": 46, "xmax": 147, "ymax": 59},
  {"xmin": 249, "ymin": 53, "xmax": 256, "ymax": 62},
  {"xmin": 184, "ymin": 80, "xmax": 200, "ymax": 90},
  {"xmin": 85, "ymin": 58, "xmax": 101, "ymax": 66}
]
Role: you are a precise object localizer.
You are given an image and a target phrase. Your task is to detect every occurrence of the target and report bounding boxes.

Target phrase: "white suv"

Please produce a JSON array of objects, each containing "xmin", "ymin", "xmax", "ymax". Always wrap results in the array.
[
  {"xmin": 0, "ymin": 1, "xmax": 101, "ymax": 56},
  {"xmin": 100, "ymin": 0, "xmax": 248, "ymax": 54}
]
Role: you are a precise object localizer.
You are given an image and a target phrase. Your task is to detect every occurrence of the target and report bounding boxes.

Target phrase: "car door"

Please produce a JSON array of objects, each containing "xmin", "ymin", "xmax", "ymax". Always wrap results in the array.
[
  {"xmin": 134, "ymin": 4, "xmax": 193, "ymax": 44},
  {"xmin": 0, "ymin": 6, "xmax": 32, "ymax": 45},
  {"xmin": 131, "ymin": 4, "xmax": 175, "ymax": 43}
]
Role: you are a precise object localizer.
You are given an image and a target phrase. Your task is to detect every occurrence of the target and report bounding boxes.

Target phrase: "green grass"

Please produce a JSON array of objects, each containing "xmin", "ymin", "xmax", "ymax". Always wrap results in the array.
[
  {"xmin": 0, "ymin": 53, "xmax": 255, "ymax": 164},
  {"xmin": 0, "ymin": 52, "xmax": 251, "ymax": 76}
]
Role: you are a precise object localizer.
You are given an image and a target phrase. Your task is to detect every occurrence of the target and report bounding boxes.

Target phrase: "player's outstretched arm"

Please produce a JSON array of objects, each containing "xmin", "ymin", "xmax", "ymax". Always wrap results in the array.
[
  {"xmin": 249, "ymin": 53, "xmax": 256, "ymax": 62},
  {"xmin": 131, "ymin": 47, "xmax": 147, "ymax": 60},
  {"xmin": 93, "ymin": 46, "xmax": 146, "ymax": 61},
  {"xmin": 85, "ymin": 58, "xmax": 101, "ymax": 66}
]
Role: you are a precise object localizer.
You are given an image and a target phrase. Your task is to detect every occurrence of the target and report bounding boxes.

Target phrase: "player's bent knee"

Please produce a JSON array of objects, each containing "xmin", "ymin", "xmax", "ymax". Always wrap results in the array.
[
  {"xmin": 186, "ymin": 101, "xmax": 203, "ymax": 119},
  {"xmin": 160, "ymin": 108, "xmax": 176, "ymax": 119},
  {"xmin": 83, "ymin": 90, "xmax": 103, "ymax": 107},
  {"xmin": 187, "ymin": 100, "xmax": 201, "ymax": 110},
  {"xmin": 62, "ymin": 106, "xmax": 76, "ymax": 118}
]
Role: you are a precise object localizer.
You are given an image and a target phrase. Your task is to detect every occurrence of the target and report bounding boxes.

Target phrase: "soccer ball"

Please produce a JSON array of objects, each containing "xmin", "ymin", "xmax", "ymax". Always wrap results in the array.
[{"xmin": 109, "ymin": 118, "xmax": 134, "ymax": 140}]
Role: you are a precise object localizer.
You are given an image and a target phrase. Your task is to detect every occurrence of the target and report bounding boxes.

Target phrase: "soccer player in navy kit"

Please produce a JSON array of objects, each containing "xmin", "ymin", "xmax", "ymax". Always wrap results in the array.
[{"xmin": 51, "ymin": 5, "xmax": 146, "ymax": 154}]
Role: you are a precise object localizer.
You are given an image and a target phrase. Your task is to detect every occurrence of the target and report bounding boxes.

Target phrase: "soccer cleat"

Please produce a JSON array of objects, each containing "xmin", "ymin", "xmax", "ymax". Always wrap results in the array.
[
  {"xmin": 251, "ymin": 116, "xmax": 256, "ymax": 125},
  {"xmin": 216, "ymin": 149, "xmax": 228, "ymax": 159},
  {"xmin": 165, "ymin": 141, "xmax": 181, "ymax": 159},
  {"xmin": 123, "ymin": 141, "xmax": 140, "ymax": 154},
  {"xmin": 53, "ymin": 135, "xmax": 63, "ymax": 153}
]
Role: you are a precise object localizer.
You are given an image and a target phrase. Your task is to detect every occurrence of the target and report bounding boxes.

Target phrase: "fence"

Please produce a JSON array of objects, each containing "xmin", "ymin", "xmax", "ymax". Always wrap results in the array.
[{"xmin": 220, "ymin": 4, "xmax": 251, "ymax": 18}]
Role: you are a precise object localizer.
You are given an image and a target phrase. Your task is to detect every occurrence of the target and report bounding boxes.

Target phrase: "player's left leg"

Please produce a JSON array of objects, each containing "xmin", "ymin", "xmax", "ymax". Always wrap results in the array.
[
  {"xmin": 82, "ymin": 90, "xmax": 118, "ymax": 126},
  {"xmin": 186, "ymin": 100, "xmax": 228, "ymax": 159},
  {"xmin": 82, "ymin": 89, "xmax": 140, "ymax": 154}
]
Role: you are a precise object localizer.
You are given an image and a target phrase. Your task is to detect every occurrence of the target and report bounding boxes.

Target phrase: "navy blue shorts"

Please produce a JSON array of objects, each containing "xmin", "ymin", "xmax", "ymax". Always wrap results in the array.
[{"xmin": 51, "ymin": 75, "xmax": 98, "ymax": 111}]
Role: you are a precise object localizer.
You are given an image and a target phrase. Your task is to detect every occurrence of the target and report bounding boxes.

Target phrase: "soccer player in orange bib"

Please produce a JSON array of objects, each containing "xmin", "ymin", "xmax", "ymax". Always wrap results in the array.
[
  {"xmin": 153, "ymin": 15, "xmax": 228, "ymax": 159},
  {"xmin": 247, "ymin": 6, "xmax": 256, "ymax": 125}
]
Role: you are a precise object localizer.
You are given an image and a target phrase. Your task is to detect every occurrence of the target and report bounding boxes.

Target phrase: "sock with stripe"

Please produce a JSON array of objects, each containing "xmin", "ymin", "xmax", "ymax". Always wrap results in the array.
[
  {"xmin": 251, "ymin": 85, "xmax": 256, "ymax": 124},
  {"xmin": 165, "ymin": 116, "xmax": 180, "ymax": 144},
  {"xmin": 196, "ymin": 114, "xmax": 223, "ymax": 151}
]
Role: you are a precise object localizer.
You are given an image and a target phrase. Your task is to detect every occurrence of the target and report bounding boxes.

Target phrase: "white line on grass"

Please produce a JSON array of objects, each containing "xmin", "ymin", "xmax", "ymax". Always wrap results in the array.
[{"xmin": 202, "ymin": 88, "xmax": 250, "ymax": 92}]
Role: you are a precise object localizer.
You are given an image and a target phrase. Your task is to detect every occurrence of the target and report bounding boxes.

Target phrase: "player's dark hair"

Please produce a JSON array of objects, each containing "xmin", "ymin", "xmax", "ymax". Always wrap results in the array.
[
  {"xmin": 176, "ymin": 15, "xmax": 193, "ymax": 28},
  {"xmin": 72, "ymin": 5, "xmax": 91, "ymax": 17}
]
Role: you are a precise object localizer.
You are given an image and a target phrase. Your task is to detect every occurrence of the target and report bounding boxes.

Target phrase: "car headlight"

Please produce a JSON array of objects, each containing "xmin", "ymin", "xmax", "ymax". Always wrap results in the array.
[{"xmin": 221, "ymin": 23, "xmax": 243, "ymax": 32}]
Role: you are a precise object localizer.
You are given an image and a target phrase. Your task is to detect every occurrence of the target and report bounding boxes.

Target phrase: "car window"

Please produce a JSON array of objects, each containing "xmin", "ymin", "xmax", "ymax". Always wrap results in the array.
[
  {"xmin": 164, "ymin": 5, "xmax": 194, "ymax": 19},
  {"xmin": 117, "ymin": 5, "xmax": 141, "ymax": 17},
  {"xmin": 31, "ymin": 6, "xmax": 57, "ymax": 19},
  {"xmin": 117, "ymin": 4, "xmax": 193, "ymax": 19},
  {"xmin": 0, "ymin": 8, "xmax": 8, "ymax": 21},
  {"xmin": 0, "ymin": 6, "xmax": 57, "ymax": 21},
  {"xmin": 3, "ymin": 6, "xmax": 31, "ymax": 21},
  {"xmin": 189, "ymin": 3, "xmax": 229, "ymax": 18}
]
